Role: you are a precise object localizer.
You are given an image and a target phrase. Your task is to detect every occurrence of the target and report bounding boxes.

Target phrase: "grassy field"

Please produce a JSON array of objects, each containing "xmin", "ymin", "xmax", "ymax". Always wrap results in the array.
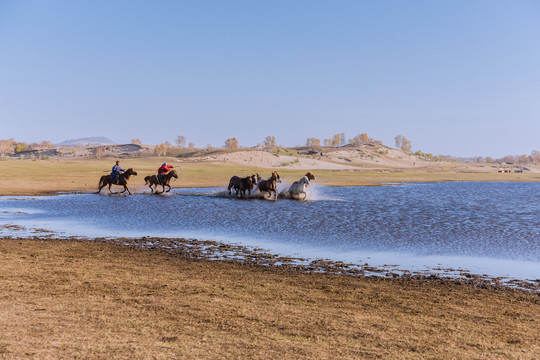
[
  {"xmin": 0, "ymin": 157, "xmax": 538, "ymax": 195},
  {"xmin": 1, "ymin": 238, "xmax": 538, "ymax": 359}
]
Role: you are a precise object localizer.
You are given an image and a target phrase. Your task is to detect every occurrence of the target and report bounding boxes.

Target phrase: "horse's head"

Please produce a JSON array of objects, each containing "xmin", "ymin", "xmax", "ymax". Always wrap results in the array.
[
  {"xmin": 126, "ymin": 168, "xmax": 137, "ymax": 176},
  {"xmin": 272, "ymin": 171, "xmax": 281, "ymax": 183},
  {"xmin": 170, "ymin": 169, "xmax": 178, "ymax": 179},
  {"xmin": 251, "ymin": 174, "xmax": 260, "ymax": 185},
  {"xmin": 305, "ymin": 172, "xmax": 315, "ymax": 181}
]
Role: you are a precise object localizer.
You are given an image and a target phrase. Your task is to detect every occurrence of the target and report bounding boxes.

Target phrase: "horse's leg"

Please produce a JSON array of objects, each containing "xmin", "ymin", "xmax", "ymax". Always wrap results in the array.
[
  {"xmin": 302, "ymin": 191, "xmax": 307, "ymax": 200},
  {"xmin": 126, "ymin": 186, "xmax": 132, "ymax": 195}
]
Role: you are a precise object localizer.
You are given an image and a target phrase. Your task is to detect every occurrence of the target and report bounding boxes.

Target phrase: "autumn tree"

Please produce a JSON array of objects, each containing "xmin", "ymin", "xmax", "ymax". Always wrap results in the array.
[
  {"xmin": 306, "ymin": 137, "xmax": 321, "ymax": 148},
  {"xmin": 224, "ymin": 137, "xmax": 239, "ymax": 149},
  {"xmin": 349, "ymin": 133, "xmax": 373, "ymax": 146},
  {"xmin": 0, "ymin": 139, "xmax": 15, "ymax": 157},
  {"xmin": 263, "ymin": 136, "xmax": 276, "ymax": 149},
  {"xmin": 175, "ymin": 135, "xmax": 186, "ymax": 148},
  {"xmin": 155, "ymin": 143, "xmax": 167, "ymax": 156},
  {"xmin": 40, "ymin": 141, "xmax": 54, "ymax": 150},
  {"xmin": 323, "ymin": 138, "xmax": 331, "ymax": 147},
  {"xmin": 14, "ymin": 142, "xmax": 29, "ymax": 153},
  {"xmin": 131, "ymin": 138, "xmax": 142, "ymax": 145},
  {"xmin": 188, "ymin": 142, "xmax": 195, "ymax": 149}
]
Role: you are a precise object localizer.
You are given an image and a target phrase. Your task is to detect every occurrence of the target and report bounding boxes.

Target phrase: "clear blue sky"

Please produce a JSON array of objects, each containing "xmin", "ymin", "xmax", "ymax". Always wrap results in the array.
[{"xmin": 1, "ymin": 1, "xmax": 539, "ymax": 157}]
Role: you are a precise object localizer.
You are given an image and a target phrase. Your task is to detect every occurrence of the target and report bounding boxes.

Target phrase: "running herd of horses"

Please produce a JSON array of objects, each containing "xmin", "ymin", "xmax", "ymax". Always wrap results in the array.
[{"xmin": 97, "ymin": 168, "xmax": 316, "ymax": 200}]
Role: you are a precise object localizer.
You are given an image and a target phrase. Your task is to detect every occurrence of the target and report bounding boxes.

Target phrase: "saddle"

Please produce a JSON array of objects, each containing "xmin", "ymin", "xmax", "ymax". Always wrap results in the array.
[{"xmin": 112, "ymin": 174, "xmax": 121, "ymax": 185}]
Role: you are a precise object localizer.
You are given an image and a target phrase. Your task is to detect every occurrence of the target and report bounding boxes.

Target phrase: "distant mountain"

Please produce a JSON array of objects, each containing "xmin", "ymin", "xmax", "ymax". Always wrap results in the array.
[{"xmin": 57, "ymin": 137, "xmax": 117, "ymax": 147}]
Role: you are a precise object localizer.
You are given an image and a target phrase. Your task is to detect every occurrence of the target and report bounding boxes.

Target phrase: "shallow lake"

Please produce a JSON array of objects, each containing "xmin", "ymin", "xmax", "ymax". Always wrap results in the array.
[{"xmin": 1, "ymin": 182, "xmax": 538, "ymax": 281}]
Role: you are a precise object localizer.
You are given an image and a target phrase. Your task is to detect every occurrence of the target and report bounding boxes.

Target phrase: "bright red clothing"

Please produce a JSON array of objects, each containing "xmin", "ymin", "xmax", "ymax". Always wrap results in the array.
[{"xmin": 158, "ymin": 164, "xmax": 173, "ymax": 174}]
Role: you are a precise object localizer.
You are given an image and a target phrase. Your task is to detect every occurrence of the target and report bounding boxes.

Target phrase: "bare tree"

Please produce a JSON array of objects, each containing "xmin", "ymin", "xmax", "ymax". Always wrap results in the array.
[
  {"xmin": 175, "ymin": 136, "xmax": 186, "ymax": 148},
  {"xmin": 263, "ymin": 136, "xmax": 276, "ymax": 149},
  {"xmin": 224, "ymin": 137, "xmax": 239, "ymax": 149},
  {"xmin": 94, "ymin": 146, "xmax": 106, "ymax": 158},
  {"xmin": 131, "ymin": 138, "xmax": 142, "ymax": 145},
  {"xmin": 394, "ymin": 135, "xmax": 403, "ymax": 149},
  {"xmin": 395, "ymin": 134, "xmax": 412, "ymax": 153},
  {"xmin": 339, "ymin": 132, "xmax": 346, "ymax": 146},
  {"xmin": 188, "ymin": 142, "xmax": 195, "ymax": 149},
  {"xmin": 531, "ymin": 150, "xmax": 540, "ymax": 164},
  {"xmin": 323, "ymin": 138, "xmax": 331, "ymax": 147}
]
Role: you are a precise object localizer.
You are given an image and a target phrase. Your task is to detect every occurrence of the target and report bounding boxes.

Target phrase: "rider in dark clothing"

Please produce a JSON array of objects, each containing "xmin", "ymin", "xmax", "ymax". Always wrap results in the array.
[{"xmin": 111, "ymin": 161, "xmax": 124, "ymax": 183}]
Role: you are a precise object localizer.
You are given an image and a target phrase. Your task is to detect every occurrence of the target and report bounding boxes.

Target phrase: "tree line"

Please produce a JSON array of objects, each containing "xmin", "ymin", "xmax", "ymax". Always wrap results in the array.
[{"xmin": 1, "ymin": 135, "xmax": 539, "ymax": 165}]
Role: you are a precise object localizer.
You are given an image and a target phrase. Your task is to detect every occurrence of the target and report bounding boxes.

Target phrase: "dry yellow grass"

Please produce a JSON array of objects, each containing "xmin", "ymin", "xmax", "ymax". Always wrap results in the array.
[
  {"xmin": 0, "ymin": 238, "xmax": 538, "ymax": 359},
  {"xmin": 0, "ymin": 157, "xmax": 538, "ymax": 195}
]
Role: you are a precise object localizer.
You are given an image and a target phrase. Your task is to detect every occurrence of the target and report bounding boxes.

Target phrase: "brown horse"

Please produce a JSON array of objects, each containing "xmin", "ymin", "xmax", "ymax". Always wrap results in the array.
[
  {"xmin": 144, "ymin": 169, "xmax": 178, "ymax": 193},
  {"xmin": 97, "ymin": 168, "xmax": 138, "ymax": 195},
  {"xmin": 257, "ymin": 171, "xmax": 281, "ymax": 200},
  {"xmin": 228, "ymin": 174, "xmax": 259, "ymax": 199}
]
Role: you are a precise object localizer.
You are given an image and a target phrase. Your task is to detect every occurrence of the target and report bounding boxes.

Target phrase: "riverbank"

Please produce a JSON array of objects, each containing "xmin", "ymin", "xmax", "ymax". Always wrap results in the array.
[
  {"xmin": 0, "ymin": 157, "xmax": 538, "ymax": 196},
  {"xmin": 1, "ymin": 237, "xmax": 538, "ymax": 359}
]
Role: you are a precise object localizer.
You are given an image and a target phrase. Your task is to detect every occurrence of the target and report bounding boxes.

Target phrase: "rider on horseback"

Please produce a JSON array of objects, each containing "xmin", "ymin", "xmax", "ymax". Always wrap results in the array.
[
  {"xmin": 111, "ymin": 161, "xmax": 124, "ymax": 184},
  {"xmin": 157, "ymin": 163, "xmax": 174, "ymax": 184}
]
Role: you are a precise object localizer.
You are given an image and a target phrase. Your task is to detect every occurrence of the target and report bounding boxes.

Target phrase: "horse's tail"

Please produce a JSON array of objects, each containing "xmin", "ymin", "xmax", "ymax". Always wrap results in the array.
[
  {"xmin": 227, "ymin": 179, "xmax": 233, "ymax": 195},
  {"xmin": 144, "ymin": 176, "xmax": 150, "ymax": 185},
  {"xmin": 97, "ymin": 176, "xmax": 107, "ymax": 191}
]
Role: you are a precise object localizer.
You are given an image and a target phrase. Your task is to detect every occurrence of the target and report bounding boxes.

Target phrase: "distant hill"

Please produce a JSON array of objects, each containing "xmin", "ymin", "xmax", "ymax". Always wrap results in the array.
[{"xmin": 57, "ymin": 137, "xmax": 117, "ymax": 146}]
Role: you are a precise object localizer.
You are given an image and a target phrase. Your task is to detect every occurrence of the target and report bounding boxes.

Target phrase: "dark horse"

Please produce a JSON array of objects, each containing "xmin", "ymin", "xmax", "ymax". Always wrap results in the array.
[
  {"xmin": 257, "ymin": 171, "xmax": 281, "ymax": 200},
  {"xmin": 144, "ymin": 169, "xmax": 178, "ymax": 194},
  {"xmin": 228, "ymin": 174, "xmax": 260, "ymax": 199},
  {"xmin": 97, "ymin": 168, "xmax": 138, "ymax": 195}
]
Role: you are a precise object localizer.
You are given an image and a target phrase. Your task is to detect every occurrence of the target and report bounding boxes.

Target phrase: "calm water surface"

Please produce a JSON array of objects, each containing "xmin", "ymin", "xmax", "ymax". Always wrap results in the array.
[{"xmin": 1, "ymin": 182, "xmax": 538, "ymax": 280}]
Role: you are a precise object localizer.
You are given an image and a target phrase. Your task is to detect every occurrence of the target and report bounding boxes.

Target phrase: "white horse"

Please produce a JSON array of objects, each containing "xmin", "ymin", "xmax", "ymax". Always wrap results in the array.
[{"xmin": 288, "ymin": 172, "xmax": 315, "ymax": 200}]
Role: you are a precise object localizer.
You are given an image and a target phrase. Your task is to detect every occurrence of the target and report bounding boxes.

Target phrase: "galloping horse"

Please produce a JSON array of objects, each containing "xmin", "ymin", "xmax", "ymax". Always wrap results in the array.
[
  {"xmin": 257, "ymin": 171, "xmax": 281, "ymax": 200},
  {"xmin": 97, "ymin": 168, "xmax": 138, "ymax": 195},
  {"xmin": 289, "ymin": 172, "xmax": 315, "ymax": 200},
  {"xmin": 144, "ymin": 169, "xmax": 178, "ymax": 194},
  {"xmin": 228, "ymin": 174, "xmax": 259, "ymax": 199}
]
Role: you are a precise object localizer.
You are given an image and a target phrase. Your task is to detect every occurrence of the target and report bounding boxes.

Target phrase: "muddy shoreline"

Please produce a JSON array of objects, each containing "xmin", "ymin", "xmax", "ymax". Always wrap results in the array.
[{"xmin": 5, "ymin": 232, "xmax": 539, "ymax": 294}]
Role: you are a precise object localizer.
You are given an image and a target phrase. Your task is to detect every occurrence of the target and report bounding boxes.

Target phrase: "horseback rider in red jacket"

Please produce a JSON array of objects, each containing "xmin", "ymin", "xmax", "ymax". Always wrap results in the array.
[{"xmin": 157, "ymin": 163, "xmax": 173, "ymax": 184}]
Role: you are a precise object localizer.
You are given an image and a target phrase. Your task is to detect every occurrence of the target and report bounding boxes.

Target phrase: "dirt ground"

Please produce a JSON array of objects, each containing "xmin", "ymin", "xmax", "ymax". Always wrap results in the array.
[{"xmin": 1, "ymin": 238, "xmax": 538, "ymax": 359}]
